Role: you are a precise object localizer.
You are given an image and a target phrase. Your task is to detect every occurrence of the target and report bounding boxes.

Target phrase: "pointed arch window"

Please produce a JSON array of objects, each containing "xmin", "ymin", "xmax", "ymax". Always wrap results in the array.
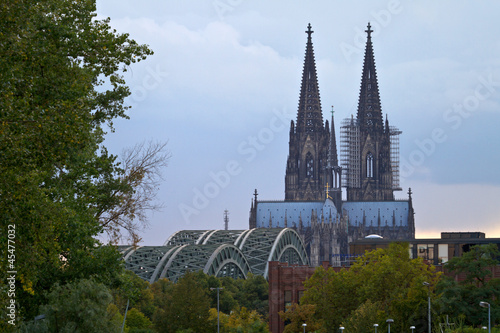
[
  {"xmin": 367, "ymin": 152, "xmax": 374, "ymax": 178},
  {"xmin": 306, "ymin": 152, "xmax": 314, "ymax": 178}
]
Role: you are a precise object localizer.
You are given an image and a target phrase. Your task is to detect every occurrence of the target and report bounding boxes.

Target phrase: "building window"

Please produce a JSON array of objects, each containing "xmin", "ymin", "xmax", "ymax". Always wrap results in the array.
[
  {"xmin": 438, "ymin": 244, "xmax": 449, "ymax": 264},
  {"xmin": 306, "ymin": 153, "xmax": 314, "ymax": 178},
  {"xmin": 366, "ymin": 152, "xmax": 374, "ymax": 178},
  {"xmin": 284, "ymin": 290, "xmax": 292, "ymax": 310},
  {"xmin": 418, "ymin": 244, "xmax": 434, "ymax": 261}
]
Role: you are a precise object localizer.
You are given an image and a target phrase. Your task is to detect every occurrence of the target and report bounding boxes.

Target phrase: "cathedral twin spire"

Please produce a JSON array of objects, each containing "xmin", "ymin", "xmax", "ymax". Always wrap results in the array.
[
  {"xmin": 286, "ymin": 22, "xmax": 398, "ymax": 203},
  {"xmin": 296, "ymin": 22, "xmax": 384, "ymax": 136},
  {"xmin": 285, "ymin": 24, "xmax": 338, "ymax": 202},
  {"xmin": 357, "ymin": 22, "xmax": 384, "ymax": 133},
  {"xmin": 296, "ymin": 23, "xmax": 324, "ymax": 134}
]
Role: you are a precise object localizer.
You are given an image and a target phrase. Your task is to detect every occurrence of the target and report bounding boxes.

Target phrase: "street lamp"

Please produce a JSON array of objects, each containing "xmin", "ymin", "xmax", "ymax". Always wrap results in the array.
[
  {"xmin": 386, "ymin": 319, "xmax": 393, "ymax": 333},
  {"xmin": 339, "ymin": 326, "xmax": 344, "ymax": 332},
  {"xmin": 210, "ymin": 287, "xmax": 224, "ymax": 333},
  {"xmin": 373, "ymin": 323, "xmax": 378, "ymax": 333},
  {"xmin": 479, "ymin": 301, "xmax": 491, "ymax": 333},
  {"xmin": 423, "ymin": 282, "xmax": 431, "ymax": 333},
  {"xmin": 410, "ymin": 326, "xmax": 415, "ymax": 333},
  {"xmin": 302, "ymin": 323, "xmax": 307, "ymax": 333}
]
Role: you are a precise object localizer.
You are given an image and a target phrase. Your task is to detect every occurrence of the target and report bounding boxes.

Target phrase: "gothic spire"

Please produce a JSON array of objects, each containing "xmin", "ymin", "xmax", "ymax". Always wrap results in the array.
[
  {"xmin": 296, "ymin": 23, "xmax": 323, "ymax": 134},
  {"xmin": 328, "ymin": 106, "xmax": 338, "ymax": 167},
  {"xmin": 357, "ymin": 22, "xmax": 383, "ymax": 133}
]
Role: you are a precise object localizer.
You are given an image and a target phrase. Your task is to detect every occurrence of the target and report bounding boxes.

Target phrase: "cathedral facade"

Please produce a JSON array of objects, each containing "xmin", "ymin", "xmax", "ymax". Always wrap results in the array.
[{"xmin": 249, "ymin": 23, "xmax": 415, "ymax": 267}]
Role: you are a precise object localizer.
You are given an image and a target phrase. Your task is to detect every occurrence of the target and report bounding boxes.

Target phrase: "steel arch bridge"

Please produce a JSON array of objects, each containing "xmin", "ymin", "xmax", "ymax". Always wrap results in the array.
[{"xmin": 120, "ymin": 228, "xmax": 309, "ymax": 283}]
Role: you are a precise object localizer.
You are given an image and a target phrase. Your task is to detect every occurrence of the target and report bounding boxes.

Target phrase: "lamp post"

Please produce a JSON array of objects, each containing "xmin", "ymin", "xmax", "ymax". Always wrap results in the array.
[
  {"xmin": 479, "ymin": 301, "xmax": 491, "ymax": 333},
  {"xmin": 423, "ymin": 282, "xmax": 431, "ymax": 333},
  {"xmin": 210, "ymin": 287, "xmax": 224, "ymax": 333},
  {"xmin": 410, "ymin": 326, "xmax": 415, "ymax": 333},
  {"xmin": 386, "ymin": 319, "xmax": 393, "ymax": 333},
  {"xmin": 302, "ymin": 323, "xmax": 307, "ymax": 333},
  {"xmin": 339, "ymin": 326, "xmax": 344, "ymax": 332},
  {"xmin": 121, "ymin": 299, "xmax": 129, "ymax": 333},
  {"xmin": 373, "ymin": 323, "xmax": 378, "ymax": 333}
]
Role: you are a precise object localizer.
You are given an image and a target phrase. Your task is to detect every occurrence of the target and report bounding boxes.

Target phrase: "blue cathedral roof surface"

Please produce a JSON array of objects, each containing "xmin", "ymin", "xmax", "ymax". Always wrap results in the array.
[
  {"xmin": 256, "ymin": 199, "xmax": 338, "ymax": 228},
  {"xmin": 255, "ymin": 199, "xmax": 409, "ymax": 228},
  {"xmin": 343, "ymin": 201, "xmax": 409, "ymax": 227}
]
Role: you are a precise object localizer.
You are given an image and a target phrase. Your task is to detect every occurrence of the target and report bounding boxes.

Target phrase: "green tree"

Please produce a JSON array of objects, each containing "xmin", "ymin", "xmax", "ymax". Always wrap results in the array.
[
  {"xmin": 153, "ymin": 271, "xmax": 211, "ymax": 333},
  {"xmin": 107, "ymin": 304, "xmax": 126, "ymax": 333},
  {"xmin": 300, "ymin": 266, "xmax": 357, "ymax": 331},
  {"xmin": 216, "ymin": 276, "xmax": 241, "ymax": 314},
  {"xmin": 234, "ymin": 273, "xmax": 269, "ymax": 317},
  {"xmin": 208, "ymin": 307, "xmax": 230, "ymax": 333},
  {"xmin": 278, "ymin": 303, "xmax": 321, "ymax": 333},
  {"xmin": 177, "ymin": 271, "xmax": 268, "ymax": 317},
  {"xmin": 19, "ymin": 279, "xmax": 120, "ymax": 333},
  {"xmin": 112, "ymin": 270, "xmax": 154, "ymax": 318},
  {"xmin": 342, "ymin": 300, "xmax": 385, "ymax": 333},
  {"xmin": 0, "ymin": 0, "xmax": 153, "ymax": 325},
  {"xmin": 301, "ymin": 243, "xmax": 441, "ymax": 333},
  {"xmin": 225, "ymin": 307, "xmax": 269, "ymax": 333},
  {"xmin": 445, "ymin": 243, "xmax": 500, "ymax": 287},
  {"xmin": 436, "ymin": 244, "xmax": 500, "ymax": 327},
  {"xmin": 125, "ymin": 308, "xmax": 153, "ymax": 332},
  {"xmin": 149, "ymin": 277, "xmax": 174, "ymax": 311}
]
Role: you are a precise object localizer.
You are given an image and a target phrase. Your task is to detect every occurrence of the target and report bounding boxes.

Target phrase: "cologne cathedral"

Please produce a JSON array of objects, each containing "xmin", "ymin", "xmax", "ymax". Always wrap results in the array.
[{"xmin": 249, "ymin": 23, "xmax": 415, "ymax": 266}]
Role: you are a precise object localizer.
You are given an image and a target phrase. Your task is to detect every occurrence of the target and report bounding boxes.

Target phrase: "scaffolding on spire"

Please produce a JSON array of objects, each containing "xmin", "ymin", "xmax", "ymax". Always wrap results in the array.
[
  {"xmin": 389, "ymin": 126, "xmax": 402, "ymax": 190},
  {"xmin": 340, "ymin": 117, "xmax": 360, "ymax": 188},
  {"xmin": 340, "ymin": 117, "xmax": 402, "ymax": 191}
]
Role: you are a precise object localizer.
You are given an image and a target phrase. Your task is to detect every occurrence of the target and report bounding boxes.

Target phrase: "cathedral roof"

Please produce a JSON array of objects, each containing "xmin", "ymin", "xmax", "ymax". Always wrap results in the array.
[
  {"xmin": 255, "ymin": 199, "xmax": 339, "ymax": 228},
  {"xmin": 343, "ymin": 201, "xmax": 410, "ymax": 227},
  {"xmin": 255, "ymin": 199, "xmax": 410, "ymax": 228}
]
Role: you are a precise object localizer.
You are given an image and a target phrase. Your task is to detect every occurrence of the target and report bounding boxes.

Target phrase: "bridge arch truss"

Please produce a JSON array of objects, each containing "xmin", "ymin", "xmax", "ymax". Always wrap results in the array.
[{"xmin": 121, "ymin": 228, "xmax": 309, "ymax": 282}]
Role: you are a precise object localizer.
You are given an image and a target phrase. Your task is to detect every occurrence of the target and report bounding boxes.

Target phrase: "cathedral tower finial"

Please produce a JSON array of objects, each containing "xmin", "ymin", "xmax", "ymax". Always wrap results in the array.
[
  {"xmin": 306, "ymin": 23, "xmax": 313, "ymax": 37},
  {"xmin": 365, "ymin": 22, "xmax": 373, "ymax": 38}
]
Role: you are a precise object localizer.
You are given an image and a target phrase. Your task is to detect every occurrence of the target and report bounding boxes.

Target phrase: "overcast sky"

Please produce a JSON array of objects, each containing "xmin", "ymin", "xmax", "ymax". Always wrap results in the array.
[{"xmin": 96, "ymin": 1, "xmax": 500, "ymax": 245}]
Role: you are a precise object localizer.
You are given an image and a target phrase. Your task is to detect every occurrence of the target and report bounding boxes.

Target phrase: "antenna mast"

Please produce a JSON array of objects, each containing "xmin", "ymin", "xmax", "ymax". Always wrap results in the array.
[{"xmin": 224, "ymin": 210, "xmax": 229, "ymax": 230}]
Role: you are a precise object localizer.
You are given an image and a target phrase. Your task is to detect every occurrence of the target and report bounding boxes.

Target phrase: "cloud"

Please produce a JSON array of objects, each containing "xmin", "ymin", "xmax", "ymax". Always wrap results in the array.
[
  {"xmin": 97, "ymin": 1, "xmax": 500, "ymax": 245},
  {"xmin": 112, "ymin": 18, "xmax": 299, "ymax": 116}
]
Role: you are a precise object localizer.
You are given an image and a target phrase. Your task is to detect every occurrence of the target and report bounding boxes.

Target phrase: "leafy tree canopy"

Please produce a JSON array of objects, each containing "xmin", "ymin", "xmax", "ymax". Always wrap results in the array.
[
  {"xmin": 300, "ymin": 243, "xmax": 441, "ymax": 333},
  {"xmin": 437, "ymin": 244, "xmax": 500, "ymax": 327},
  {"xmin": 279, "ymin": 303, "xmax": 321, "ymax": 333},
  {"xmin": 19, "ymin": 278, "xmax": 120, "ymax": 333},
  {"xmin": 152, "ymin": 271, "xmax": 211, "ymax": 333},
  {"xmin": 0, "ymin": 0, "xmax": 153, "ymax": 324}
]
